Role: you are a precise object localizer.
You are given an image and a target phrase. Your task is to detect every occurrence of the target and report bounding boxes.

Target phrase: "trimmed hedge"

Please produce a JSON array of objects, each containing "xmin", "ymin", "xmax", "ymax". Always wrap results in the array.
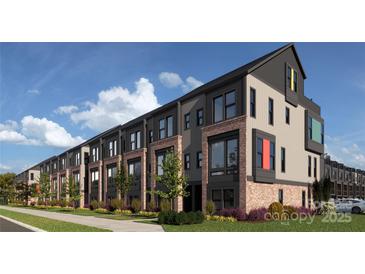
[{"xmin": 158, "ymin": 211, "xmax": 204, "ymax": 225}]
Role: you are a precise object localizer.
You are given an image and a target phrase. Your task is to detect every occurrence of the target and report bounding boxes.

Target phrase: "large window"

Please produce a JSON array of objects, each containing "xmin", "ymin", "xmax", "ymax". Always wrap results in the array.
[
  {"xmin": 213, "ymin": 90, "xmax": 236, "ymax": 123},
  {"xmin": 225, "ymin": 90, "xmax": 236, "ymax": 119},
  {"xmin": 159, "ymin": 119, "xmax": 165, "ymax": 139},
  {"xmin": 213, "ymin": 95, "xmax": 223, "ymax": 123},
  {"xmin": 167, "ymin": 116, "xmax": 173, "ymax": 137},
  {"xmin": 210, "ymin": 137, "xmax": 238, "ymax": 176},
  {"xmin": 92, "ymin": 147, "xmax": 99, "ymax": 162},
  {"xmin": 184, "ymin": 113, "xmax": 190, "ymax": 129},
  {"xmin": 197, "ymin": 151, "xmax": 202, "ymax": 168},
  {"xmin": 130, "ymin": 131, "xmax": 141, "ymax": 150},
  {"xmin": 184, "ymin": 154, "xmax": 190, "ymax": 170},
  {"xmin": 250, "ymin": 88, "xmax": 256, "ymax": 118},
  {"xmin": 212, "ymin": 189, "xmax": 234, "ymax": 210},
  {"xmin": 268, "ymin": 98, "xmax": 274, "ymax": 125},
  {"xmin": 281, "ymin": 147, "xmax": 286, "ymax": 173},
  {"xmin": 109, "ymin": 141, "xmax": 113, "ymax": 156},
  {"xmin": 256, "ymin": 137, "xmax": 275, "ymax": 171},
  {"xmin": 156, "ymin": 153, "xmax": 165, "ymax": 176},
  {"xmin": 128, "ymin": 160, "xmax": 141, "ymax": 184},
  {"xmin": 308, "ymin": 117, "xmax": 323, "ymax": 144},
  {"xmin": 196, "ymin": 109, "xmax": 204, "ymax": 126}
]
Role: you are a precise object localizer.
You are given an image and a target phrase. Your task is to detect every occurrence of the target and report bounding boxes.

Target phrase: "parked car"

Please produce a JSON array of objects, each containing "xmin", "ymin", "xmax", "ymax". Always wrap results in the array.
[{"xmin": 335, "ymin": 199, "xmax": 365, "ymax": 214}]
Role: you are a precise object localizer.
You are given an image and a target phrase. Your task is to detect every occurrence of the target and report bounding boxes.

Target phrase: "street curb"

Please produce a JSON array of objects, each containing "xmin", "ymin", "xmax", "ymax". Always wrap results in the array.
[{"xmin": 0, "ymin": 215, "xmax": 46, "ymax": 232}]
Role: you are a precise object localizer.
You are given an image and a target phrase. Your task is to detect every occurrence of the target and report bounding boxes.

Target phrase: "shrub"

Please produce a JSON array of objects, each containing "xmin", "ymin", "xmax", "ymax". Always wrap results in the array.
[
  {"xmin": 283, "ymin": 205, "xmax": 298, "ymax": 219},
  {"xmin": 37, "ymin": 200, "xmax": 44, "ymax": 206},
  {"xmin": 114, "ymin": 209, "xmax": 133, "ymax": 215},
  {"xmin": 218, "ymin": 208, "xmax": 246, "ymax": 221},
  {"xmin": 205, "ymin": 200, "xmax": 215, "ymax": 216},
  {"xmin": 30, "ymin": 201, "xmax": 36, "ymax": 207},
  {"xmin": 319, "ymin": 202, "xmax": 336, "ymax": 215},
  {"xmin": 98, "ymin": 201, "xmax": 106, "ymax": 209},
  {"xmin": 158, "ymin": 211, "xmax": 204, "ymax": 225},
  {"xmin": 78, "ymin": 207, "xmax": 90, "ymax": 211},
  {"xmin": 247, "ymin": 207, "xmax": 268, "ymax": 221},
  {"xmin": 160, "ymin": 199, "xmax": 171, "ymax": 212},
  {"xmin": 296, "ymin": 207, "xmax": 315, "ymax": 216},
  {"xmin": 36, "ymin": 205, "xmax": 47, "ymax": 210},
  {"xmin": 131, "ymin": 199, "xmax": 141, "ymax": 213},
  {"xmin": 268, "ymin": 202, "xmax": 283, "ymax": 220},
  {"xmin": 49, "ymin": 200, "xmax": 57, "ymax": 206},
  {"xmin": 108, "ymin": 199, "xmax": 123, "ymax": 211},
  {"xmin": 59, "ymin": 199, "xmax": 67, "ymax": 208},
  {"xmin": 147, "ymin": 200, "xmax": 157, "ymax": 212},
  {"xmin": 60, "ymin": 206, "xmax": 74, "ymax": 212},
  {"xmin": 95, "ymin": 208, "xmax": 109, "ymax": 214},
  {"xmin": 89, "ymin": 200, "xmax": 98, "ymax": 210}
]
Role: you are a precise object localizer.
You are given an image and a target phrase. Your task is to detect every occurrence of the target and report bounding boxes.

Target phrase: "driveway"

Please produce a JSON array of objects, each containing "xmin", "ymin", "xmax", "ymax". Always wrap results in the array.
[
  {"xmin": 0, "ymin": 217, "xmax": 33, "ymax": 232},
  {"xmin": 0, "ymin": 206, "xmax": 164, "ymax": 232}
]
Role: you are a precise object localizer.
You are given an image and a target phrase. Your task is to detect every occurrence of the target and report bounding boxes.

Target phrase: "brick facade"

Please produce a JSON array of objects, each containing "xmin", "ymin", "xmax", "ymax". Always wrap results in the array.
[{"xmin": 202, "ymin": 116, "xmax": 247, "ymax": 212}]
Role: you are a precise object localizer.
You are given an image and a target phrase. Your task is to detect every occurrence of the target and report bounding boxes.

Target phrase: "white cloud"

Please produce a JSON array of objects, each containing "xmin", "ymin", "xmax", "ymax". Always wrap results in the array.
[
  {"xmin": 27, "ymin": 89, "xmax": 40, "ymax": 95},
  {"xmin": 0, "ymin": 120, "xmax": 18, "ymax": 131},
  {"xmin": 159, "ymin": 72, "xmax": 183, "ymax": 88},
  {"xmin": 54, "ymin": 105, "xmax": 79, "ymax": 114},
  {"xmin": 0, "ymin": 116, "xmax": 84, "ymax": 148},
  {"xmin": 159, "ymin": 72, "xmax": 203, "ymax": 93},
  {"xmin": 181, "ymin": 76, "xmax": 204, "ymax": 93},
  {"xmin": 69, "ymin": 78, "xmax": 160, "ymax": 132},
  {"xmin": 0, "ymin": 163, "xmax": 11, "ymax": 171},
  {"xmin": 325, "ymin": 134, "xmax": 365, "ymax": 169}
]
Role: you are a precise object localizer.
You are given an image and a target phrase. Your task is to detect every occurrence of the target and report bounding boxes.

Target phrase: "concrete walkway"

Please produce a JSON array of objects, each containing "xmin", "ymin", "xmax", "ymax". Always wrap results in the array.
[{"xmin": 0, "ymin": 206, "xmax": 164, "ymax": 232}]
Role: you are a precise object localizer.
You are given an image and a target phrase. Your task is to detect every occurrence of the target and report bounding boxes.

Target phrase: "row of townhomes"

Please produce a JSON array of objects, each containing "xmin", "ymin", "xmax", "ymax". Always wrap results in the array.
[
  {"xmin": 16, "ymin": 43, "xmax": 330, "ymax": 213},
  {"xmin": 324, "ymin": 155, "xmax": 365, "ymax": 199}
]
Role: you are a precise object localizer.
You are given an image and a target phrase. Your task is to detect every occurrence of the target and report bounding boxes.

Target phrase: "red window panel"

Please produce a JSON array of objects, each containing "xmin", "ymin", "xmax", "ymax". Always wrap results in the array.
[{"xmin": 263, "ymin": 139, "xmax": 270, "ymax": 170}]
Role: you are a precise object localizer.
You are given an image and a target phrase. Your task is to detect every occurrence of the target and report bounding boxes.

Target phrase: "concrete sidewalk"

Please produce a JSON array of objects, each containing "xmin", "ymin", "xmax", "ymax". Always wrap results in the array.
[{"xmin": 0, "ymin": 206, "xmax": 164, "ymax": 232}]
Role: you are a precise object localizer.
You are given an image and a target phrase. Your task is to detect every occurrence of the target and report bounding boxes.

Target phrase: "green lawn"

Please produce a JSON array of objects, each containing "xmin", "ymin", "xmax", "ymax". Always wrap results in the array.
[
  {"xmin": 162, "ymin": 214, "xmax": 365, "ymax": 232},
  {"xmin": 0, "ymin": 208, "xmax": 111, "ymax": 232}
]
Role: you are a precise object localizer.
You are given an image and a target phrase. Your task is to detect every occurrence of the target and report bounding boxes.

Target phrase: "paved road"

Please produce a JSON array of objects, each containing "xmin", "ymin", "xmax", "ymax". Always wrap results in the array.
[
  {"xmin": 0, "ymin": 206, "xmax": 164, "ymax": 232},
  {"xmin": 0, "ymin": 217, "xmax": 32, "ymax": 232}
]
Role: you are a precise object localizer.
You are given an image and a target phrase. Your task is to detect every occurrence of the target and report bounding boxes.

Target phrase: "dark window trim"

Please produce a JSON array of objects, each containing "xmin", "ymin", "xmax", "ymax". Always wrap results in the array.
[
  {"xmin": 184, "ymin": 153, "xmax": 190, "ymax": 170},
  {"xmin": 184, "ymin": 113, "xmax": 190, "ymax": 130},
  {"xmin": 268, "ymin": 97, "xmax": 274, "ymax": 126},
  {"xmin": 308, "ymin": 156, "xmax": 312, "ymax": 177},
  {"xmin": 196, "ymin": 151, "xmax": 202, "ymax": 169},
  {"xmin": 250, "ymin": 87, "xmax": 256, "ymax": 118},
  {"xmin": 281, "ymin": 147, "xmax": 286, "ymax": 173},
  {"xmin": 196, "ymin": 108, "xmax": 204, "ymax": 126},
  {"xmin": 213, "ymin": 89, "xmax": 237, "ymax": 124},
  {"xmin": 285, "ymin": 107, "xmax": 290, "ymax": 125}
]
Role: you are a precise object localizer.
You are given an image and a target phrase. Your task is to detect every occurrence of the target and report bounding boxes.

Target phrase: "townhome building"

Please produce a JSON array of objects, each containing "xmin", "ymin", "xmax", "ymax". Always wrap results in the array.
[
  {"xmin": 324, "ymin": 155, "xmax": 365, "ymax": 199},
  {"xmin": 16, "ymin": 43, "xmax": 326, "ymax": 213}
]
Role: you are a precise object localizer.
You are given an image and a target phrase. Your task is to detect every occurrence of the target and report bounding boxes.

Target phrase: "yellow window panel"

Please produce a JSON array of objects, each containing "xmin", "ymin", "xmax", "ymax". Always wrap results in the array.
[{"xmin": 290, "ymin": 68, "xmax": 294, "ymax": 91}]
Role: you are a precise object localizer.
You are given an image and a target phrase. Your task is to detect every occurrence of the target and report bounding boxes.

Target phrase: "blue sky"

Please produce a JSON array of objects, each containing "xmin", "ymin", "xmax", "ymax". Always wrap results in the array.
[{"xmin": 0, "ymin": 42, "xmax": 364, "ymax": 173}]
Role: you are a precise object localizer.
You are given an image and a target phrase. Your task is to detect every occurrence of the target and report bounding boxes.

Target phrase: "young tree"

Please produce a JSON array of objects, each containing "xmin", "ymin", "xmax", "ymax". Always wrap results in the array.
[
  {"xmin": 152, "ymin": 150, "xmax": 189, "ymax": 211},
  {"xmin": 37, "ymin": 173, "xmax": 51, "ymax": 205},
  {"xmin": 322, "ymin": 177, "xmax": 332, "ymax": 202},
  {"xmin": 16, "ymin": 181, "xmax": 32, "ymax": 205},
  {"xmin": 65, "ymin": 176, "xmax": 81, "ymax": 208},
  {"xmin": 0, "ymin": 173, "xmax": 16, "ymax": 203},
  {"xmin": 115, "ymin": 166, "xmax": 132, "ymax": 204},
  {"xmin": 312, "ymin": 179, "xmax": 322, "ymax": 202}
]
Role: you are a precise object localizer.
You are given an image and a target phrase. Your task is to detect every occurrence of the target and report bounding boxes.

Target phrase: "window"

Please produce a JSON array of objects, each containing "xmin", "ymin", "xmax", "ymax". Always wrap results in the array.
[
  {"xmin": 213, "ymin": 95, "xmax": 223, "ymax": 123},
  {"xmin": 308, "ymin": 117, "xmax": 312, "ymax": 140},
  {"xmin": 226, "ymin": 139, "xmax": 237, "ymax": 169},
  {"xmin": 113, "ymin": 140, "xmax": 117, "ymax": 155},
  {"xmin": 53, "ymin": 163, "xmax": 56, "ymax": 170},
  {"xmin": 30, "ymin": 173, "xmax": 34, "ymax": 180},
  {"xmin": 212, "ymin": 189, "xmax": 221, "ymax": 210},
  {"xmin": 91, "ymin": 170, "xmax": 99, "ymax": 182},
  {"xmin": 196, "ymin": 109, "xmax": 203, "ymax": 126},
  {"xmin": 321, "ymin": 124, "xmax": 324, "ymax": 145},
  {"xmin": 62, "ymin": 158, "xmax": 65, "ymax": 169},
  {"xmin": 197, "ymin": 151, "xmax": 202, "ymax": 168},
  {"xmin": 157, "ymin": 153, "xmax": 165, "ymax": 176},
  {"xmin": 257, "ymin": 138, "xmax": 263, "ymax": 168},
  {"xmin": 167, "ymin": 116, "xmax": 173, "ymax": 137},
  {"xmin": 76, "ymin": 152, "xmax": 80, "ymax": 165},
  {"xmin": 136, "ymin": 131, "xmax": 141, "ymax": 149},
  {"xmin": 287, "ymin": 65, "xmax": 298, "ymax": 92},
  {"xmin": 285, "ymin": 107, "xmax": 290, "ymax": 125},
  {"xmin": 211, "ymin": 141, "xmax": 224, "ymax": 169},
  {"xmin": 302, "ymin": 191, "xmax": 306, "ymax": 207},
  {"xmin": 308, "ymin": 156, "xmax": 312, "ymax": 177},
  {"xmin": 223, "ymin": 189, "xmax": 234, "ymax": 208},
  {"xmin": 159, "ymin": 119, "xmax": 165, "ymax": 139},
  {"xmin": 270, "ymin": 142, "xmax": 275, "ymax": 171},
  {"xmin": 149, "ymin": 130, "xmax": 153, "ymax": 143},
  {"xmin": 225, "ymin": 90, "xmax": 236, "ymax": 119},
  {"xmin": 278, "ymin": 189, "xmax": 284, "ymax": 204},
  {"xmin": 129, "ymin": 161, "xmax": 141, "ymax": 181},
  {"xmin": 184, "ymin": 113, "xmax": 190, "ymax": 129},
  {"xmin": 210, "ymin": 137, "xmax": 238, "ymax": 175},
  {"xmin": 130, "ymin": 133, "xmax": 136, "ymax": 150},
  {"xmin": 314, "ymin": 158, "xmax": 317, "ymax": 179},
  {"xmin": 250, "ymin": 88, "xmax": 256, "ymax": 118},
  {"xmin": 268, "ymin": 98, "xmax": 274, "ymax": 125},
  {"xmin": 92, "ymin": 147, "xmax": 99, "ymax": 162},
  {"xmin": 281, "ymin": 147, "xmax": 286, "ymax": 173},
  {"xmin": 184, "ymin": 154, "xmax": 190, "ymax": 170},
  {"xmin": 109, "ymin": 141, "xmax": 113, "ymax": 156}
]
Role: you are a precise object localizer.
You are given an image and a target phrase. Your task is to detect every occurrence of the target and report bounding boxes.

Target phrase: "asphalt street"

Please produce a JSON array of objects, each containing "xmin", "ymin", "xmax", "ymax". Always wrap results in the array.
[{"xmin": 0, "ymin": 217, "xmax": 32, "ymax": 232}]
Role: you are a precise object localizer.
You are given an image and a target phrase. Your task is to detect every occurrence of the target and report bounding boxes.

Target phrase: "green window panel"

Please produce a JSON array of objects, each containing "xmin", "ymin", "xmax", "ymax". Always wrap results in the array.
[{"xmin": 312, "ymin": 118, "xmax": 322, "ymax": 143}]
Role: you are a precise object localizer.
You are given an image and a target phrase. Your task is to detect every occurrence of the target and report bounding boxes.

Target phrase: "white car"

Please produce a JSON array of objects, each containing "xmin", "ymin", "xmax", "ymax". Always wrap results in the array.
[{"xmin": 335, "ymin": 199, "xmax": 365, "ymax": 214}]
